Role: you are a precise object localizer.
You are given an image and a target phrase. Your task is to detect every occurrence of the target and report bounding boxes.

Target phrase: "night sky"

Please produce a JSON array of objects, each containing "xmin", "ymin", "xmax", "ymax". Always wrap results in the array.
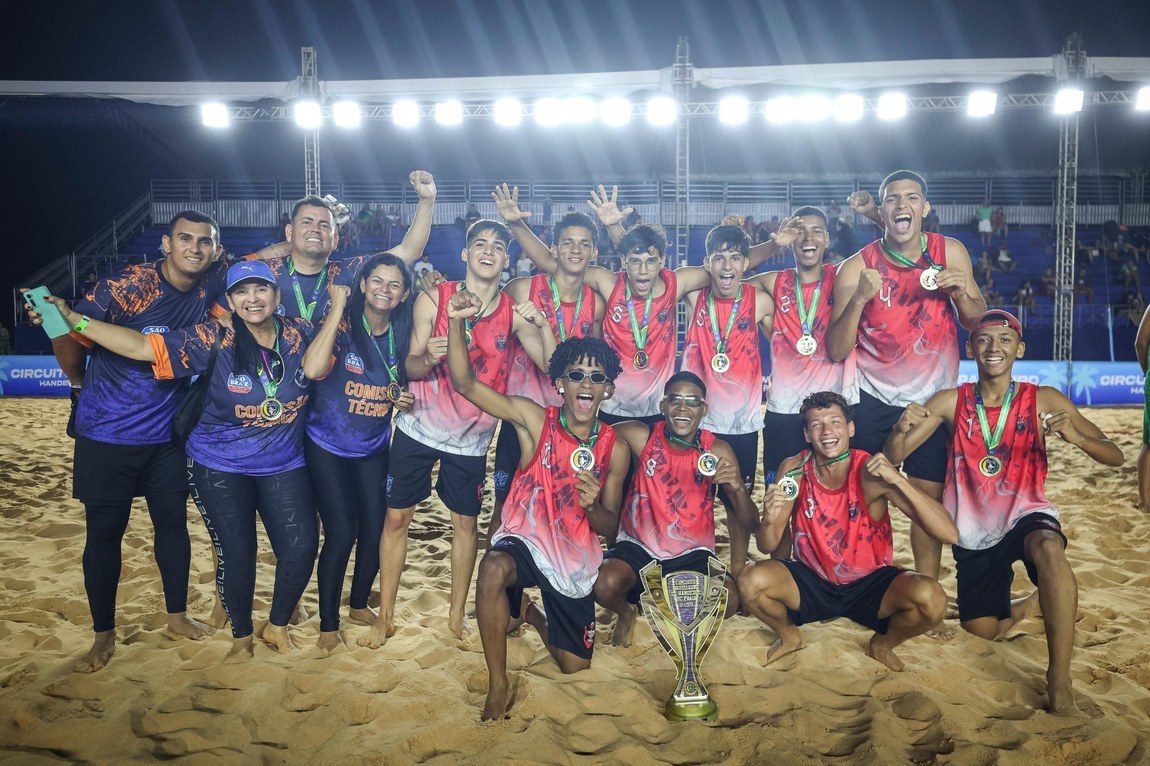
[{"xmin": 3, "ymin": 0, "xmax": 1148, "ymax": 323}]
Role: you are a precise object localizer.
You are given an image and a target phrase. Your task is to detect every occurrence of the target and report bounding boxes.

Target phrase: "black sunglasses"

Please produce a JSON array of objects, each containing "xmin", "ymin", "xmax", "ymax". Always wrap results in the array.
[
  {"xmin": 664, "ymin": 394, "xmax": 705, "ymax": 407},
  {"xmin": 560, "ymin": 370, "xmax": 609, "ymax": 384}
]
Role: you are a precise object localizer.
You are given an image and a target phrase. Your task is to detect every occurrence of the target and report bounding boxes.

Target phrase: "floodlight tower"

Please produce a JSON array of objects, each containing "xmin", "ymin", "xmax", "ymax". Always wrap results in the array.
[
  {"xmin": 1052, "ymin": 34, "xmax": 1085, "ymax": 381},
  {"xmin": 673, "ymin": 36, "xmax": 692, "ymax": 269},
  {"xmin": 301, "ymin": 47, "xmax": 321, "ymax": 196}
]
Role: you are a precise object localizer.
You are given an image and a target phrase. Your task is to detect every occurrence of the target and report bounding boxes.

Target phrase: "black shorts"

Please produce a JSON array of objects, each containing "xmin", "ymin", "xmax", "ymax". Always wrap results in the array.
[
  {"xmin": 852, "ymin": 390, "xmax": 949, "ymax": 483},
  {"xmin": 598, "ymin": 411, "xmax": 662, "ymax": 428},
  {"xmin": 604, "ymin": 540, "xmax": 715, "ymax": 605},
  {"xmin": 493, "ymin": 421, "xmax": 520, "ymax": 503},
  {"xmin": 713, "ymin": 430, "xmax": 759, "ymax": 507},
  {"xmin": 492, "ymin": 537, "xmax": 597, "ymax": 660},
  {"xmin": 72, "ymin": 435, "xmax": 187, "ymax": 504},
  {"xmin": 780, "ymin": 559, "xmax": 905, "ymax": 634},
  {"xmin": 953, "ymin": 513, "xmax": 1066, "ymax": 623},
  {"xmin": 386, "ymin": 428, "xmax": 486, "ymax": 517},
  {"xmin": 762, "ymin": 410, "xmax": 808, "ymax": 485}
]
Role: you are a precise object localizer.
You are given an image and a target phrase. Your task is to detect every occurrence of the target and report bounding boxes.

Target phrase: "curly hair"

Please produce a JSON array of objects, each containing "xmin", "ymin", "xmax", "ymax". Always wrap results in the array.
[
  {"xmin": 799, "ymin": 390, "xmax": 854, "ymax": 423},
  {"xmin": 547, "ymin": 337, "xmax": 622, "ymax": 384}
]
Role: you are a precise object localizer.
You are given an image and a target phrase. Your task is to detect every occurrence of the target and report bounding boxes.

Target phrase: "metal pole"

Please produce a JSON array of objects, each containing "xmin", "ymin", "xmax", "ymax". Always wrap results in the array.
[
  {"xmin": 301, "ymin": 47, "xmax": 321, "ymax": 196},
  {"xmin": 1053, "ymin": 34, "xmax": 1083, "ymax": 392}
]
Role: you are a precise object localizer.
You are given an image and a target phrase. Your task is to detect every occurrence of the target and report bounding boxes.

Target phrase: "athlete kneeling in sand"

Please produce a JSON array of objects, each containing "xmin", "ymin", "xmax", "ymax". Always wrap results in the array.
[
  {"xmin": 447, "ymin": 288, "xmax": 628, "ymax": 720},
  {"xmin": 739, "ymin": 391, "xmax": 958, "ymax": 671}
]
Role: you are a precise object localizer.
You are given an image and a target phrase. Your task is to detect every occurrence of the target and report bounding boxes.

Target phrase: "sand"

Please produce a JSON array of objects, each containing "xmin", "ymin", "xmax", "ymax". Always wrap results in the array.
[{"xmin": 1, "ymin": 397, "xmax": 1148, "ymax": 765}]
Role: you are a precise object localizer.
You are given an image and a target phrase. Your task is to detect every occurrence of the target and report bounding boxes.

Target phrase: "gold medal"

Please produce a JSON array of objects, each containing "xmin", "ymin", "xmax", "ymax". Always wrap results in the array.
[
  {"xmin": 778, "ymin": 476, "xmax": 800, "ymax": 500},
  {"xmin": 710, "ymin": 353, "xmax": 730, "ymax": 373},
  {"xmin": 919, "ymin": 267, "xmax": 940, "ymax": 291},
  {"xmin": 464, "ymin": 328, "xmax": 474, "ymax": 347},
  {"xmin": 795, "ymin": 334, "xmax": 817, "ymax": 356},
  {"xmin": 697, "ymin": 451, "xmax": 718, "ymax": 477},
  {"xmin": 386, "ymin": 383, "xmax": 404, "ymax": 402},
  {"xmin": 634, "ymin": 350, "xmax": 649, "ymax": 369},
  {"xmin": 570, "ymin": 446, "xmax": 596, "ymax": 472},
  {"xmin": 259, "ymin": 397, "xmax": 283, "ymax": 422},
  {"xmin": 978, "ymin": 455, "xmax": 1002, "ymax": 477}
]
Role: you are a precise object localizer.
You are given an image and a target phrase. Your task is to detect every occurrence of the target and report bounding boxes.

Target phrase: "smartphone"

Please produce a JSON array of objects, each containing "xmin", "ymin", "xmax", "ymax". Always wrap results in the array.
[{"xmin": 24, "ymin": 286, "xmax": 73, "ymax": 339}]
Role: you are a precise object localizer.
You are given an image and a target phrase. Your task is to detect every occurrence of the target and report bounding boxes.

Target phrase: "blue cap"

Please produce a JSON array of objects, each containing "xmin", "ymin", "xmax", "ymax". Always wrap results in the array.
[{"xmin": 226, "ymin": 260, "xmax": 277, "ymax": 291}]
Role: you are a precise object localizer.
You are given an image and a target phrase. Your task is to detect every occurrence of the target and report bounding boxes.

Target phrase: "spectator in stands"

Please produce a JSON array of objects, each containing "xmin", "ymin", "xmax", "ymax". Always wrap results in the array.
[
  {"xmin": 515, "ymin": 254, "xmax": 533, "ymax": 279},
  {"xmin": 542, "ymin": 195, "xmax": 553, "ymax": 226},
  {"xmin": 0, "ymin": 323, "xmax": 10, "ymax": 354},
  {"xmin": 413, "ymin": 252, "xmax": 434, "ymax": 289},
  {"xmin": 991, "ymin": 207, "xmax": 1009, "ymax": 239},
  {"xmin": 1075, "ymin": 268, "xmax": 1095, "ymax": 304},
  {"xmin": 976, "ymin": 201, "xmax": 993, "ymax": 248},
  {"xmin": 742, "ymin": 216, "xmax": 757, "ymax": 241},
  {"xmin": 357, "ymin": 205, "xmax": 375, "ymax": 238},
  {"xmin": 1040, "ymin": 267, "xmax": 1056, "ymax": 298},
  {"xmin": 996, "ymin": 243, "xmax": 1017, "ymax": 273},
  {"xmin": 1120, "ymin": 258, "xmax": 1141, "ymax": 293},
  {"xmin": 279, "ymin": 212, "xmax": 291, "ymax": 229},
  {"xmin": 975, "ymin": 250, "xmax": 996, "ymax": 284},
  {"xmin": 834, "ymin": 217, "xmax": 855, "ymax": 258},
  {"xmin": 464, "ymin": 202, "xmax": 481, "ymax": 229},
  {"xmin": 827, "ymin": 200, "xmax": 842, "ymax": 232},
  {"xmin": 1121, "ymin": 290, "xmax": 1146, "ymax": 326},
  {"xmin": 923, "ymin": 206, "xmax": 941, "ymax": 234},
  {"xmin": 1012, "ymin": 280, "xmax": 1036, "ymax": 311},
  {"xmin": 340, "ymin": 217, "xmax": 360, "ymax": 254},
  {"xmin": 84, "ymin": 271, "xmax": 99, "ymax": 288},
  {"xmin": 1077, "ymin": 235, "xmax": 1099, "ymax": 265},
  {"xmin": 384, "ymin": 206, "xmax": 402, "ymax": 247},
  {"xmin": 983, "ymin": 277, "xmax": 1003, "ymax": 306}
]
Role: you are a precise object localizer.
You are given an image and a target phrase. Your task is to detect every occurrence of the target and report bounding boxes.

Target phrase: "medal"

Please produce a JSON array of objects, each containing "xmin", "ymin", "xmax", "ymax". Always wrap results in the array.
[
  {"xmin": 634, "ymin": 350, "xmax": 649, "ymax": 369},
  {"xmin": 919, "ymin": 267, "xmax": 941, "ymax": 291},
  {"xmin": 625, "ymin": 280, "xmax": 655, "ymax": 373},
  {"xmin": 259, "ymin": 397, "xmax": 283, "ymax": 421},
  {"xmin": 558, "ymin": 409, "xmax": 600, "ymax": 474},
  {"xmin": 459, "ymin": 282, "xmax": 491, "ymax": 350},
  {"xmin": 978, "ymin": 455, "xmax": 1002, "ymax": 477},
  {"xmin": 464, "ymin": 327, "xmax": 473, "ymax": 347},
  {"xmin": 363, "ymin": 316, "xmax": 403, "ymax": 403},
  {"xmin": 710, "ymin": 353, "xmax": 730, "ymax": 373},
  {"xmin": 706, "ymin": 288, "xmax": 743, "ymax": 377},
  {"xmin": 796, "ymin": 334, "xmax": 817, "ymax": 356},
  {"xmin": 386, "ymin": 383, "xmax": 404, "ymax": 402},
  {"xmin": 570, "ymin": 446, "xmax": 596, "ymax": 472},
  {"xmin": 793, "ymin": 270, "xmax": 822, "ymax": 358},
  {"xmin": 881, "ymin": 234, "xmax": 943, "ymax": 292},
  {"xmin": 697, "ymin": 451, "xmax": 719, "ymax": 477},
  {"xmin": 778, "ymin": 475, "xmax": 800, "ymax": 500}
]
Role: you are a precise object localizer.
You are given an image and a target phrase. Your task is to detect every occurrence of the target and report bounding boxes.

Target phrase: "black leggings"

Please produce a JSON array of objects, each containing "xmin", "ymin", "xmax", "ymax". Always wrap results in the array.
[
  {"xmin": 187, "ymin": 460, "xmax": 318, "ymax": 639},
  {"xmin": 306, "ymin": 436, "xmax": 388, "ymax": 632},
  {"xmin": 83, "ymin": 491, "xmax": 191, "ymax": 633}
]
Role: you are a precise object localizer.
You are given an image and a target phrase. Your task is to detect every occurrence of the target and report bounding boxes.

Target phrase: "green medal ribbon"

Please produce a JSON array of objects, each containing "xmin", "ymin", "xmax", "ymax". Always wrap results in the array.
[
  {"xmin": 667, "ymin": 432, "xmax": 703, "ymax": 453},
  {"xmin": 974, "ymin": 381, "xmax": 1016, "ymax": 457},
  {"xmin": 558, "ymin": 408, "xmax": 599, "ymax": 449},
  {"xmin": 793, "ymin": 270, "xmax": 822, "ymax": 336},
  {"xmin": 880, "ymin": 233, "xmax": 938, "ymax": 272},
  {"xmin": 624, "ymin": 281, "xmax": 655, "ymax": 353},
  {"xmin": 706, "ymin": 287, "xmax": 743, "ymax": 355},
  {"xmin": 361, "ymin": 315, "xmax": 399, "ymax": 384},
  {"xmin": 287, "ymin": 259, "xmax": 329, "ymax": 321},
  {"xmin": 549, "ymin": 277, "xmax": 585, "ymax": 342},
  {"xmin": 255, "ymin": 322, "xmax": 282, "ymax": 399}
]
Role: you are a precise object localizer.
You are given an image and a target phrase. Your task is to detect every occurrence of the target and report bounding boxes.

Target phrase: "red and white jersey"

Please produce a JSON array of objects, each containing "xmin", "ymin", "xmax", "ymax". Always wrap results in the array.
[
  {"xmin": 394, "ymin": 281, "xmax": 516, "ymax": 456},
  {"xmin": 791, "ymin": 449, "xmax": 894, "ymax": 585},
  {"xmin": 493, "ymin": 407, "xmax": 618, "ymax": 598},
  {"xmin": 505, "ymin": 274, "xmax": 597, "ymax": 406},
  {"xmin": 618, "ymin": 423, "xmax": 718, "ymax": 559},
  {"xmin": 767, "ymin": 265, "xmax": 859, "ymax": 413},
  {"xmin": 944, "ymin": 382, "xmax": 1056, "ymax": 550},
  {"xmin": 856, "ymin": 232, "xmax": 959, "ymax": 407},
  {"xmin": 601, "ymin": 269, "xmax": 678, "ymax": 418},
  {"xmin": 682, "ymin": 284, "xmax": 763, "ymax": 435}
]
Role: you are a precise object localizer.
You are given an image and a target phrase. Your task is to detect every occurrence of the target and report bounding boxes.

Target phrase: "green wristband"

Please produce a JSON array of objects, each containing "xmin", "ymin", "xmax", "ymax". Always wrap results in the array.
[{"xmin": 73, "ymin": 316, "xmax": 90, "ymax": 334}]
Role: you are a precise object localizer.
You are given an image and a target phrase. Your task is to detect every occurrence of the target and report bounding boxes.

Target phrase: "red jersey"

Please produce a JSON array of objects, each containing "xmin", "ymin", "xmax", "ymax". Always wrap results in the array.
[
  {"xmin": 493, "ymin": 407, "xmax": 618, "ymax": 598},
  {"xmin": 618, "ymin": 423, "xmax": 718, "ymax": 559},
  {"xmin": 601, "ymin": 269, "xmax": 678, "ymax": 419},
  {"xmin": 505, "ymin": 274, "xmax": 597, "ymax": 406},
  {"xmin": 681, "ymin": 284, "xmax": 762, "ymax": 435},
  {"xmin": 791, "ymin": 449, "xmax": 893, "ymax": 585},
  {"xmin": 767, "ymin": 264, "xmax": 859, "ymax": 414},
  {"xmin": 944, "ymin": 382, "xmax": 1055, "ymax": 550},
  {"xmin": 394, "ymin": 281, "xmax": 516, "ymax": 456},
  {"xmin": 856, "ymin": 232, "xmax": 959, "ymax": 407}
]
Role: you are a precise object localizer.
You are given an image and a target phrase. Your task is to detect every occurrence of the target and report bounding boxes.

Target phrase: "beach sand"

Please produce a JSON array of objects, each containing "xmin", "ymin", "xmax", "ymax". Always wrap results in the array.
[{"xmin": 1, "ymin": 397, "xmax": 1148, "ymax": 764}]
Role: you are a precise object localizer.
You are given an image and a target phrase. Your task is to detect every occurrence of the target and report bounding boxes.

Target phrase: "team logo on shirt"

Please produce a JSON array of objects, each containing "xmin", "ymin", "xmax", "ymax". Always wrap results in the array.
[
  {"xmin": 227, "ymin": 374, "xmax": 254, "ymax": 394},
  {"xmin": 580, "ymin": 321, "xmax": 593, "ymax": 335},
  {"xmin": 141, "ymin": 325, "xmax": 169, "ymax": 334},
  {"xmin": 344, "ymin": 353, "xmax": 365, "ymax": 374},
  {"xmin": 583, "ymin": 622, "xmax": 596, "ymax": 649},
  {"xmin": 657, "ymin": 309, "xmax": 670, "ymax": 322},
  {"xmin": 294, "ymin": 368, "xmax": 308, "ymax": 387},
  {"xmin": 275, "ymin": 305, "xmax": 286, "ymax": 316},
  {"xmin": 737, "ymin": 316, "xmax": 751, "ymax": 331},
  {"xmin": 495, "ymin": 334, "xmax": 508, "ymax": 351}
]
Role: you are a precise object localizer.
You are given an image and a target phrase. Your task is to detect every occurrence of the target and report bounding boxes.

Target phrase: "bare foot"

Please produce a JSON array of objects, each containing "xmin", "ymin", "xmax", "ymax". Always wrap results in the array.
[
  {"xmin": 260, "ymin": 623, "xmax": 298, "ymax": 653},
  {"xmin": 317, "ymin": 630, "xmax": 345, "ymax": 654},
  {"xmin": 356, "ymin": 619, "xmax": 395, "ymax": 649},
  {"xmin": 78, "ymin": 631, "xmax": 116, "ymax": 672},
  {"xmin": 225, "ymin": 636, "xmax": 254, "ymax": 663},
  {"xmin": 864, "ymin": 635, "xmax": 906, "ymax": 672},
  {"xmin": 166, "ymin": 613, "xmax": 214, "ymax": 640},
  {"xmin": 1139, "ymin": 504, "xmax": 1150, "ymax": 515},
  {"xmin": 289, "ymin": 604, "xmax": 308, "ymax": 626},
  {"xmin": 1011, "ymin": 590, "xmax": 1042, "ymax": 627},
  {"xmin": 208, "ymin": 599, "xmax": 229, "ymax": 630},
  {"xmin": 450, "ymin": 613, "xmax": 474, "ymax": 641},
  {"xmin": 347, "ymin": 606, "xmax": 378, "ymax": 626},
  {"xmin": 765, "ymin": 628, "xmax": 804, "ymax": 665},
  {"xmin": 482, "ymin": 677, "xmax": 510, "ymax": 721},
  {"xmin": 925, "ymin": 622, "xmax": 956, "ymax": 641},
  {"xmin": 611, "ymin": 605, "xmax": 637, "ymax": 647},
  {"xmin": 1047, "ymin": 677, "xmax": 1079, "ymax": 715}
]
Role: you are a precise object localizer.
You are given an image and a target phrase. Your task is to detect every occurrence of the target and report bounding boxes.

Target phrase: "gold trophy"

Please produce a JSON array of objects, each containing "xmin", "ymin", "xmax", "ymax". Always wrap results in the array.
[{"xmin": 639, "ymin": 557, "xmax": 728, "ymax": 722}]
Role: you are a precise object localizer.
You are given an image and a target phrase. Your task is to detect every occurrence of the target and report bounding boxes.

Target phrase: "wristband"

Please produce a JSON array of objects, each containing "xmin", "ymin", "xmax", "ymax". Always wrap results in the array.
[{"xmin": 73, "ymin": 316, "xmax": 90, "ymax": 334}]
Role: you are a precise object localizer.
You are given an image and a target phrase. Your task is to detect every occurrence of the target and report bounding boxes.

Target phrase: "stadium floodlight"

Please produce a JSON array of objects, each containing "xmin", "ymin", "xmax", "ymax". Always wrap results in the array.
[
  {"xmin": 435, "ymin": 101, "xmax": 463, "ymax": 125},
  {"xmin": 1053, "ymin": 88, "xmax": 1084, "ymax": 114},
  {"xmin": 967, "ymin": 90, "xmax": 997, "ymax": 117},
  {"xmin": 718, "ymin": 96, "xmax": 749, "ymax": 124},
  {"xmin": 494, "ymin": 98, "xmax": 523, "ymax": 126},
  {"xmin": 646, "ymin": 96, "xmax": 677, "ymax": 126},
  {"xmin": 535, "ymin": 97, "xmax": 564, "ymax": 126},
  {"xmin": 333, "ymin": 101, "xmax": 362, "ymax": 127},
  {"xmin": 201, "ymin": 102, "xmax": 229, "ymax": 128},
  {"xmin": 563, "ymin": 96, "xmax": 598, "ymax": 124},
  {"xmin": 797, "ymin": 95, "xmax": 832, "ymax": 122},
  {"xmin": 600, "ymin": 97, "xmax": 632, "ymax": 126},
  {"xmin": 1135, "ymin": 86, "xmax": 1150, "ymax": 111},
  {"xmin": 294, "ymin": 100, "xmax": 323, "ymax": 128},
  {"xmin": 392, "ymin": 100, "xmax": 420, "ymax": 127},
  {"xmin": 764, "ymin": 96, "xmax": 796, "ymax": 124},
  {"xmin": 877, "ymin": 93, "xmax": 907, "ymax": 120},
  {"xmin": 833, "ymin": 94, "xmax": 864, "ymax": 122}
]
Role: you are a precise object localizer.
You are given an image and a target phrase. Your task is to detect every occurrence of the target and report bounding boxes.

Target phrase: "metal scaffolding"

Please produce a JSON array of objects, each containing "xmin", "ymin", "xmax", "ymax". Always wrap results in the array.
[
  {"xmin": 1052, "ymin": 35, "xmax": 1085, "ymax": 379},
  {"xmin": 673, "ymin": 37, "xmax": 692, "ymax": 350},
  {"xmin": 301, "ymin": 47, "xmax": 321, "ymax": 196}
]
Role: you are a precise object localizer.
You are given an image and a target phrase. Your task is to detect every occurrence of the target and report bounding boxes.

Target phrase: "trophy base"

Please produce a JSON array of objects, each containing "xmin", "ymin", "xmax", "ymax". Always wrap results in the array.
[{"xmin": 664, "ymin": 697, "xmax": 718, "ymax": 722}]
